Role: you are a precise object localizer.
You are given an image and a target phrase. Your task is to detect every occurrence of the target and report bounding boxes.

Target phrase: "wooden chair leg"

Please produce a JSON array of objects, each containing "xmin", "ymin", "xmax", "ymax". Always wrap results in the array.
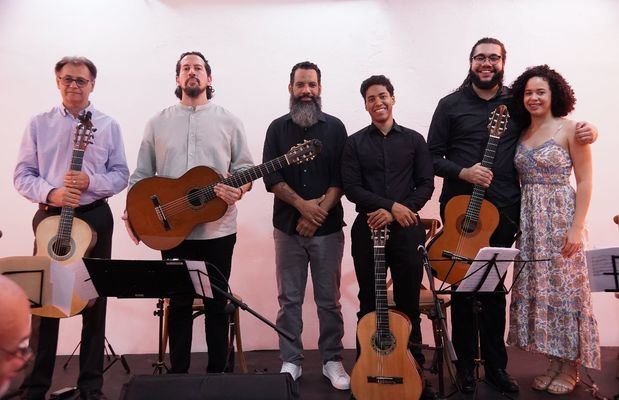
[
  {"xmin": 232, "ymin": 308, "xmax": 248, "ymax": 373},
  {"xmin": 162, "ymin": 300, "xmax": 169, "ymax": 354}
]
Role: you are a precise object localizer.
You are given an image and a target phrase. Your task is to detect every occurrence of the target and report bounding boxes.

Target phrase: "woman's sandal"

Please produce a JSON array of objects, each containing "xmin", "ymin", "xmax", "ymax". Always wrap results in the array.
[
  {"xmin": 532, "ymin": 358, "xmax": 562, "ymax": 391},
  {"xmin": 547, "ymin": 362, "xmax": 579, "ymax": 395}
]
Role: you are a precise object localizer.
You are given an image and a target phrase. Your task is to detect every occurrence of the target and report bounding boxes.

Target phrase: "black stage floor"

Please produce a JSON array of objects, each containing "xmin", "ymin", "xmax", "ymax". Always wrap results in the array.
[{"xmin": 6, "ymin": 347, "xmax": 619, "ymax": 399}]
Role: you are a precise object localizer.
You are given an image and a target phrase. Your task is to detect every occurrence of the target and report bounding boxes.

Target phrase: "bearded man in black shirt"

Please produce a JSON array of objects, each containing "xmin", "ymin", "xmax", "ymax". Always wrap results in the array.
[{"xmin": 427, "ymin": 37, "xmax": 597, "ymax": 394}]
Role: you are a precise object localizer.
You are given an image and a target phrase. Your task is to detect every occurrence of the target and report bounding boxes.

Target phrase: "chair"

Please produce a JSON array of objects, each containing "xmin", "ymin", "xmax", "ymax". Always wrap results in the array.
[
  {"xmin": 162, "ymin": 296, "xmax": 248, "ymax": 373},
  {"xmin": 386, "ymin": 218, "xmax": 456, "ymax": 389}
]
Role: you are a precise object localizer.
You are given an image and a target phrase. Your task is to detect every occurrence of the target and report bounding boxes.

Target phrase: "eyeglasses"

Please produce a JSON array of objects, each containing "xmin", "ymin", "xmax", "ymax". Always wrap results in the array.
[
  {"xmin": 58, "ymin": 76, "xmax": 91, "ymax": 88},
  {"xmin": 471, "ymin": 54, "xmax": 502, "ymax": 64},
  {"xmin": 0, "ymin": 340, "xmax": 33, "ymax": 362}
]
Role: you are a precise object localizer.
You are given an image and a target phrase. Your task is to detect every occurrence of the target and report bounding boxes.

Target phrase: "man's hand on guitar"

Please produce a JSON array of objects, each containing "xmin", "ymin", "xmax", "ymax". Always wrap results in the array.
[
  {"xmin": 47, "ymin": 187, "xmax": 81, "ymax": 208},
  {"xmin": 459, "ymin": 163, "xmax": 493, "ymax": 187},
  {"xmin": 214, "ymin": 183, "xmax": 244, "ymax": 205},
  {"xmin": 64, "ymin": 171, "xmax": 90, "ymax": 191},
  {"xmin": 390, "ymin": 202, "xmax": 419, "ymax": 228},
  {"xmin": 296, "ymin": 195, "xmax": 327, "ymax": 226},
  {"xmin": 296, "ymin": 216, "xmax": 319, "ymax": 237},
  {"xmin": 367, "ymin": 208, "xmax": 394, "ymax": 229}
]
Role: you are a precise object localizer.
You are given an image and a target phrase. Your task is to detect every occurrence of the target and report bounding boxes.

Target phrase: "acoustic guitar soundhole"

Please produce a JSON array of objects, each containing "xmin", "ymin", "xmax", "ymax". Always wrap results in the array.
[
  {"xmin": 456, "ymin": 215, "xmax": 479, "ymax": 235},
  {"xmin": 187, "ymin": 188, "xmax": 204, "ymax": 207},
  {"xmin": 48, "ymin": 236, "xmax": 74, "ymax": 261},
  {"xmin": 371, "ymin": 331, "xmax": 396, "ymax": 355}
]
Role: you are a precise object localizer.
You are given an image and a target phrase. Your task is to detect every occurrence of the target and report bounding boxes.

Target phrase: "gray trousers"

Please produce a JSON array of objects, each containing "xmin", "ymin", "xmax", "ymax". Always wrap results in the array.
[{"xmin": 274, "ymin": 228, "xmax": 345, "ymax": 365}]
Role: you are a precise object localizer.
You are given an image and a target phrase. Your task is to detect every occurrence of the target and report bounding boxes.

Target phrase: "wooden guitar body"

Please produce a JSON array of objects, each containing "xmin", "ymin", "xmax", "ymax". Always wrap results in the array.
[
  {"xmin": 427, "ymin": 195, "xmax": 499, "ymax": 284},
  {"xmin": 32, "ymin": 215, "xmax": 97, "ymax": 318},
  {"xmin": 126, "ymin": 166, "xmax": 227, "ymax": 251},
  {"xmin": 351, "ymin": 310, "xmax": 423, "ymax": 400},
  {"xmin": 126, "ymin": 139, "xmax": 322, "ymax": 251}
]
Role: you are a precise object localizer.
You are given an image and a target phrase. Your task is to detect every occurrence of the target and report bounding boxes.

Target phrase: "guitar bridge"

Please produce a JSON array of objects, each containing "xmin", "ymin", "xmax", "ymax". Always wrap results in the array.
[
  {"xmin": 150, "ymin": 195, "xmax": 171, "ymax": 231},
  {"xmin": 367, "ymin": 376, "xmax": 404, "ymax": 384}
]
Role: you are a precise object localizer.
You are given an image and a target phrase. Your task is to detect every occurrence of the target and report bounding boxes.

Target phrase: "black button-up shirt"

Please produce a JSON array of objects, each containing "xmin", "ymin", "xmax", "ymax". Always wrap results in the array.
[
  {"xmin": 341, "ymin": 121, "xmax": 434, "ymax": 215},
  {"xmin": 427, "ymin": 85, "xmax": 522, "ymax": 208},
  {"xmin": 263, "ymin": 112, "xmax": 347, "ymax": 236}
]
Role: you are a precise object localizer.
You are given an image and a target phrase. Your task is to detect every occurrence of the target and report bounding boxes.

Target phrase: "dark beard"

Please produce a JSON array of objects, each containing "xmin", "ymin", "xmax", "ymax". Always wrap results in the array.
[
  {"xmin": 183, "ymin": 85, "xmax": 206, "ymax": 99},
  {"xmin": 469, "ymin": 68, "xmax": 504, "ymax": 90},
  {"xmin": 289, "ymin": 95, "xmax": 322, "ymax": 128}
]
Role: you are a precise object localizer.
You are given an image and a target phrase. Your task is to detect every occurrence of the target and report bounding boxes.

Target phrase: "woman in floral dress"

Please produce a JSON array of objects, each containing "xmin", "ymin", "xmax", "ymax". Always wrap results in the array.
[{"xmin": 507, "ymin": 65, "xmax": 600, "ymax": 395}]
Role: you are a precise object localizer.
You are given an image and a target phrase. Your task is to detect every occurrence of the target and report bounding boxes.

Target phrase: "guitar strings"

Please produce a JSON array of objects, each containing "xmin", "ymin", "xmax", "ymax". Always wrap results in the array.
[{"xmin": 153, "ymin": 155, "xmax": 289, "ymax": 218}]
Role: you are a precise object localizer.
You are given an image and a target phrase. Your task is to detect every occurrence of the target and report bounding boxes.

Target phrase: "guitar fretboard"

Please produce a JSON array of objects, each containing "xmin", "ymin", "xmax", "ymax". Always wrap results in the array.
[
  {"xmin": 465, "ymin": 133, "xmax": 501, "ymax": 224},
  {"xmin": 190, "ymin": 154, "xmax": 291, "ymax": 204},
  {"xmin": 374, "ymin": 238, "xmax": 390, "ymax": 337}
]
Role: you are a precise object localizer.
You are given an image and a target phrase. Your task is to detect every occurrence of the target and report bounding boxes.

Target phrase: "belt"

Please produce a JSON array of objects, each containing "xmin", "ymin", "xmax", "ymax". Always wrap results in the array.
[{"xmin": 39, "ymin": 198, "xmax": 108, "ymax": 213}]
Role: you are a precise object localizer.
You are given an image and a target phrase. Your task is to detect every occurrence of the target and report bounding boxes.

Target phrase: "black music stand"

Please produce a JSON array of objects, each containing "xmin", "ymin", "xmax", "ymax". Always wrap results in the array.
[
  {"xmin": 418, "ymin": 246, "xmax": 459, "ymax": 398},
  {"xmin": 433, "ymin": 248, "xmax": 527, "ymax": 400},
  {"xmin": 84, "ymin": 258, "xmax": 197, "ymax": 375}
]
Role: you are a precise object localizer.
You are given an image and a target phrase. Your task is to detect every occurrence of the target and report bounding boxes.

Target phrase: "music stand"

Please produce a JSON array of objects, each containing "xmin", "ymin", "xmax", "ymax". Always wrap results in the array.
[
  {"xmin": 432, "ymin": 248, "xmax": 528, "ymax": 400},
  {"xmin": 84, "ymin": 258, "xmax": 197, "ymax": 374},
  {"xmin": 0, "ymin": 256, "xmax": 49, "ymax": 308}
]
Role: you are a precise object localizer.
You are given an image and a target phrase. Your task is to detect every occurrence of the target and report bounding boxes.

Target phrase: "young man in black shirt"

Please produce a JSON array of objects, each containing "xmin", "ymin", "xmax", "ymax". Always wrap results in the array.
[
  {"xmin": 342, "ymin": 75, "xmax": 434, "ymax": 374},
  {"xmin": 427, "ymin": 37, "xmax": 597, "ymax": 394}
]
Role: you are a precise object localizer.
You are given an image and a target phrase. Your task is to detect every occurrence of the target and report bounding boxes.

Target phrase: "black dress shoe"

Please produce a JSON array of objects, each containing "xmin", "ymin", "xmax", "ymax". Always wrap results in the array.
[
  {"xmin": 79, "ymin": 390, "xmax": 108, "ymax": 400},
  {"xmin": 485, "ymin": 368, "xmax": 519, "ymax": 393},
  {"xmin": 456, "ymin": 369, "xmax": 476, "ymax": 394}
]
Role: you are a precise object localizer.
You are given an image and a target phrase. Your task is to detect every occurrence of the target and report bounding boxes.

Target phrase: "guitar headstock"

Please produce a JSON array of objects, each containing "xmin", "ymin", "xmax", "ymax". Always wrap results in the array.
[
  {"xmin": 371, "ymin": 226, "xmax": 389, "ymax": 247},
  {"xmin": 74, "ymin": 111, "xmax": 96, "ymax": 151},
  {"xmin": 285, "ymin": 139, "xmax": 322, "ymax": 165},
  {"xmin": 487, "ymin": 104, "xmax": 510, "ymax": 139}
]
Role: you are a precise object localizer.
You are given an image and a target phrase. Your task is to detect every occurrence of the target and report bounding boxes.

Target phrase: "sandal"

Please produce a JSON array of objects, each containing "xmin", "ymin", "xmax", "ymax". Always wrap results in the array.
[
  {"xmin": 532, "ymin": 358, "xmax": 562, "ymax": 391},
  {"xmin": 547, "ymin": 361, "xmax": 579, "ymax": 395}
]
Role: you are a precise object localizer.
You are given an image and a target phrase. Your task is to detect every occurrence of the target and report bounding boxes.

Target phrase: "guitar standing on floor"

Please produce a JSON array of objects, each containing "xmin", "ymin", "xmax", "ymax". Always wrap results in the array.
[
  {"xmin": 351, "ymin": 226, "xmax": 423, "ymax": 400},
  {"xmin": 126, "ymin": 139, "xmax": 322, "ymax": 250},
  {"xmin": 427, "ymin": 105, "xmax": 510, "ymax": 284},
  {"xmin": 33, "ymin": 111, "xmax": 97, "ymax": 318}
]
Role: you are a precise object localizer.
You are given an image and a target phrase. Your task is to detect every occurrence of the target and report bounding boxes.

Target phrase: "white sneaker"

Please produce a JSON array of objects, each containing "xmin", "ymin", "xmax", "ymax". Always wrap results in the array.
[
  {"xmin": 322, "ymin": 361, "xmax": 350, "ymax": 390},
  {"xmin": 280, "ymin": 361, "xmax": 302, "ymax": 381}
]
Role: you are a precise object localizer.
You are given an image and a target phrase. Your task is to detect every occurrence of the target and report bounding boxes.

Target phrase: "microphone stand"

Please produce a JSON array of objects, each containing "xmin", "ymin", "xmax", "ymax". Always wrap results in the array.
[{"xmin": 418, "ymin": 245, "xmax": 458, "ymax": 398}]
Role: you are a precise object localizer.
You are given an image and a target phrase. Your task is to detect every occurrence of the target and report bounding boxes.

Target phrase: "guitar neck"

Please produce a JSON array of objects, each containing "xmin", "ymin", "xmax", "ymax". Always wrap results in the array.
[
  {"xmin": 466, "ymin": 134, "xmax": 501, "ymax": 222},
  {"xmin": 374, "ymin": 242, "xmax": 390, "ymax": 335},
  {"xmin": 193, "ymin": 154, "xmax": 290, "ymax": 203},
  {"xmin": 56, "ymin": 149, "xmax": 86, "ymax": 247}
]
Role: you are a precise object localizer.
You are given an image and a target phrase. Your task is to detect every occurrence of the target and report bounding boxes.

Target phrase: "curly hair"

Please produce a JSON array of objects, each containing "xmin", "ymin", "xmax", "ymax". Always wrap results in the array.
[
  {"xmin": 510, "ymin": 64, "xmax": 576, "ymax": 127},
  {"xmin": 174, "ymin": 51, "xmax": 214, "ymax": 100},
  {"xmin": 360, "ymin": 75, "xmax": 394, "ymax": 99}
]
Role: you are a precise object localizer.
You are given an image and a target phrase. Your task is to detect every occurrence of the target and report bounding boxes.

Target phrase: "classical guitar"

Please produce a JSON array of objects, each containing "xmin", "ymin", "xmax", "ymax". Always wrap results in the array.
[
  {"xmin": 351, "ymin": 226, "xmax": 423, "ymax": 400},
  {"xmin": 126, "ymin": 139, "xmax": 322, "ymax": 251},
  {"xmin": 427, "ymin": 105, "xmax": 510, "ymax": 284},
  {"xmin": 33, "ymin": 111, "xmax": 97, "ymax": 318}
]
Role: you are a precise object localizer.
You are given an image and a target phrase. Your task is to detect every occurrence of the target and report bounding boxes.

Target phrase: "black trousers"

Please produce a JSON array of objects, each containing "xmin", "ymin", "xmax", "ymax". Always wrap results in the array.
[
  {"xmin": 161, "ymin": 234, "xmax": 236, "ymax": 374},
  {"xmin": 21, "ymin": 203, "xmax": 113, "ymax": 400},
  {"xmin": 351, "ymin": 214, "xmax": 426, "ymax": 364},
  {"xmin": 444, "ymin": 202, "xmax": 520, "ymax": 373}
]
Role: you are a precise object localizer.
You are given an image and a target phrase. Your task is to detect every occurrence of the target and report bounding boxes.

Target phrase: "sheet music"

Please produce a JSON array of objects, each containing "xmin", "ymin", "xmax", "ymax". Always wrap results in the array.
[
  {"xmin": 457, "ymin": 247, "xmax": 519, "ymax": 292},
  {"xmin": 72, "ymin": 259, "xmax": 99, "ymax": 300},
  {"xmin": 185, "ymin": 260, "xmax": 213, "ymax": 298},
  {"xmin": 49, "ymin": 260, "xmax": 75, "ymax": 316},
  {"xmin": 585, "ymin": 247, "xmax": 619, "ymax": 292}
]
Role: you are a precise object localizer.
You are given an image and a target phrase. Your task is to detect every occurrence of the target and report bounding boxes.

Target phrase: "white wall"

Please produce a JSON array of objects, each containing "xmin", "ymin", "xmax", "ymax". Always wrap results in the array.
[{"xmin": 1, "ymin": 0, "xmax": 618, "ymax": 356}]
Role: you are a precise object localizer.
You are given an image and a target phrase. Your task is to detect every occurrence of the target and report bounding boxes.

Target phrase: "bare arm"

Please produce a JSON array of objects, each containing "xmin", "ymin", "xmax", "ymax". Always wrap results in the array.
[
  {"xmin": 295, "ymin": 186, "xmax": 342, "ymax": 237},
  {"xmin": 574, "ymin": 121, "xmax": 598, "ymax": 144},
  {"xmin": 563, "ymin": 121, "xmax": 593, "ymax": 257},
  {"xmin": 271, "ymin": 182, "xmax": 327, "ymax": 226}
]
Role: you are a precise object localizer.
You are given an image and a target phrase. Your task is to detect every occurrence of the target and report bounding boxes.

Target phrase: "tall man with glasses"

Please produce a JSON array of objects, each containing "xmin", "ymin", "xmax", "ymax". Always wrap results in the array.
[
  {"xmin": 14, "ymin": 56, "xmax": 129, "ymax": 400},
  {"xmin": 427, "ymin": 37, "xmax": 597, "ymax": 394},
  {"xmin": 0, "ymin": 275, "xmax": 31, "ymax": 398}
]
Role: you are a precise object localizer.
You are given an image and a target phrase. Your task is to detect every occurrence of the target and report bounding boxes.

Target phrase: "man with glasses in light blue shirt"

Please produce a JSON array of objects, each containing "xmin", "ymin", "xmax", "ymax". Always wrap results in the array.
[{"xmin": 14, "ymin": 56, "xmax": 129, "ymax": 400}]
